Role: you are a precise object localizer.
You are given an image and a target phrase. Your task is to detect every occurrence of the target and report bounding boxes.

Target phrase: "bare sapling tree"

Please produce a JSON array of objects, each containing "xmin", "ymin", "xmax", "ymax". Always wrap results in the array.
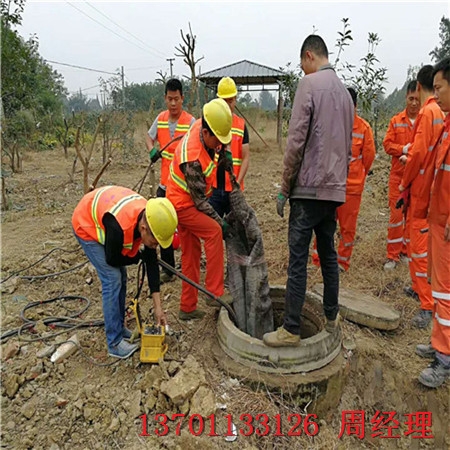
[
  {"xmin": 174, "ymin": 22, "xmax": 204, "ymax": 111},
  {"xmin": 55, "ymin": 115, "xmax": 74, "ymax": 159},
  {"xmin": 156, "ymin": 70, "xmax": 168, "ymax": 85},
  {"xmin": 73, "ymin": 117, "xmax": 102, "ymax": 193}
]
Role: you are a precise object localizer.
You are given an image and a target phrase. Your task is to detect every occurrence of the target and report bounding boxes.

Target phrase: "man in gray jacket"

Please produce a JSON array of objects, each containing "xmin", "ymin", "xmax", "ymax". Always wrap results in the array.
[{"xmin": 264, "ymin": 34, "xmax": 354, "ymax": 347}]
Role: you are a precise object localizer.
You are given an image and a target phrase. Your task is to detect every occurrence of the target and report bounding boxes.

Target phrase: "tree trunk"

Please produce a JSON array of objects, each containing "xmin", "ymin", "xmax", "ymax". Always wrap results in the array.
[{"xmin": 1, "ymin": 177, "xmax": 8, "ymax": 211}]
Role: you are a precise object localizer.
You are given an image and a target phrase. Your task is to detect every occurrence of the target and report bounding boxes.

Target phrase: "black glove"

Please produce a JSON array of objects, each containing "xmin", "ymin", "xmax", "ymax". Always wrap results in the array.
[
  {"xmin": 276, "ymin": 193, "xmax": 287, "ymax": 218},
  {"xmin": 149, "ymin": 147, "xmax": 161, "ymax": 163}
]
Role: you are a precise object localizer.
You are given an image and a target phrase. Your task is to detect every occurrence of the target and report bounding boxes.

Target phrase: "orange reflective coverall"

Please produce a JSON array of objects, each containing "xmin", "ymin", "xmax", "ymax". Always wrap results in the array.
[
  {"xmin": 400, "ymin": 97, "xmax": 445, "ymax": 311},
  {"xmin": 312, "ymin": 114, "xmax": 375, "ymax": 270},
  {"xmin": 166, "ymin": 120, "xmax": 224, "ymax": 313},
  {"xmin": 383, "ymin": 109, "xmax": 415, "ymax": 261},
  {"xmin": 418, "ymin": 116, "xmax": 450, "ymax": 355}
]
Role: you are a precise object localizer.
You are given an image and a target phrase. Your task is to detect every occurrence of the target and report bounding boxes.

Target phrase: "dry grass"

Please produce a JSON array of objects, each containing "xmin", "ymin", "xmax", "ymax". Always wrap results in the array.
[{"xmin": 1, "ymin": 117, "xmax": 448, "ymax": 449}]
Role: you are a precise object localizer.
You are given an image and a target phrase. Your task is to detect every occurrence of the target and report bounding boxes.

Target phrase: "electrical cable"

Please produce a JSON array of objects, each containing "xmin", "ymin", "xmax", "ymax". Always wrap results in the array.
[
  {"xmin": 1, "ymin": 252, "xmax": 134, "ymax": 366},
  {"xmin": 0, "ymin": 295, "xmax": 104, "ymax": 342},
  {"xmin": 85, "ymin": 2, "xmax": 166, "ymax": 59},
  {"xmin": 46, "ymin": 59, "xmax": 117, "ymax": 75},
  {"xmin": 66, "ymin": 1, "xmax": 162, "ymax": 58},
  {"xmin": 0, "ymin": 247, "xmax": 83, "ymax": 284}
]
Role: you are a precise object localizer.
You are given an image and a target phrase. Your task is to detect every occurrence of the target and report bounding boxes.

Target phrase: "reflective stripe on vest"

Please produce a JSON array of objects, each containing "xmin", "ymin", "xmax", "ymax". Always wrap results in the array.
[
  {"xmin": 352, "ymin": 133, "xmax": 364, "ymax": 139},
  {"xmin": 167, "ymin": 120, "xmax": 217, "ymax": 209},
  {"xmin": 82, "ymin": 186, "xmax": 146, "ymax": 255},
  {"xmin": 394, "ymin": 123, "xmax": 409, "ymax": 128},
  {"xmin": 156, "ymin": 111, "xmax": 194, "ymax": 186},
  {"xmin": 92, "ymin": 186, "xmax": 110, "ymax": 244}
]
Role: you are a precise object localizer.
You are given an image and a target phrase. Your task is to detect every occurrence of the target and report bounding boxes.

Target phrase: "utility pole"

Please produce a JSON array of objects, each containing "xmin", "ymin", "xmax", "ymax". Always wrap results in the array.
[
  {"xmin": 166, "ymin": 58, "xmax": 175, "ymax": 78},
  {"xmin": 121, "ymin": 66, "xmax": 125, "ymax": 108}
]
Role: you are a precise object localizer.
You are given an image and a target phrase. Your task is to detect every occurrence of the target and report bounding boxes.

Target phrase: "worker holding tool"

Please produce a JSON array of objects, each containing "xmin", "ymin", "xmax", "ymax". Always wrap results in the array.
[
  {"xmin": 383, "ymin": 81, "xmax": 420, "ymax": 272},
  {"xmin": 209, "ymin": 77, "xmax": 250, "ymax": 217},
  {"xmin": 145, "ymin": 78, "xmax": 195, "ymax": 283},
  {"xmin": 312, "ymin": 87, "xmax": 375, "ymax": 272},
  {"xmin": 72, "ymin": 186, "xmax": 178, "ymax": 359},
  {"xmin": 166, "ymin": 98, "xmax": 233, "ymax": 320},
  {"xmin": 398, "ymin": 65, "xmax": 445, "ymax": 329}
]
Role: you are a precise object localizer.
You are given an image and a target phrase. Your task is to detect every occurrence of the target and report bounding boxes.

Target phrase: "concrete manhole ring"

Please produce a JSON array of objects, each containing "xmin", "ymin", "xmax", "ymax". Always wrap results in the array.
[{"xmin": 217, "ymin": 286, "xmax": 342, "ymax": 374}]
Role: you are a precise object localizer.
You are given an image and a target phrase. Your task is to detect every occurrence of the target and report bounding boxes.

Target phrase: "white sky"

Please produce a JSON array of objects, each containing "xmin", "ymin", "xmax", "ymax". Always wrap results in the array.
[{"xmin": 20, "ymin": 1, "xmax": 450, "ymax": 99}]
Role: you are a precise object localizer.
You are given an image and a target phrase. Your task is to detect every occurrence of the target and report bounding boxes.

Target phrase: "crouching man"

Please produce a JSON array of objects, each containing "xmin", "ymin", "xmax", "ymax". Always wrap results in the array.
[{"xmin": 72, "ymin": 186, "xmax": 177, "ymax": 359}]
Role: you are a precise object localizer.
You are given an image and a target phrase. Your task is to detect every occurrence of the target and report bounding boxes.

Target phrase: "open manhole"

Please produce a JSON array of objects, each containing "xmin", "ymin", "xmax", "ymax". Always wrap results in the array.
[
  {"xmin": 217, "ymin": 286, "xmax": 342, "ymax": 374},
  {"xmin": 214, "ymin": 286, "xmax": 347, "ymax": 416}
]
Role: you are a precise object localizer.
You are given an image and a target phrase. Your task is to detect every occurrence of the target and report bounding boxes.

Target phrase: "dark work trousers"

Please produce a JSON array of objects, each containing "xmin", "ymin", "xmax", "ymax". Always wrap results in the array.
[
  {"xmin": 209, "ymin": 188, "xmax": 231, "ymax": 218},
  {"xmin": 156, "ymin": 186, "xmax": 175, "ymax": 274},
  {"xmin": 284, "ymin": 199, "xmax": 341, "ymax": 336}
]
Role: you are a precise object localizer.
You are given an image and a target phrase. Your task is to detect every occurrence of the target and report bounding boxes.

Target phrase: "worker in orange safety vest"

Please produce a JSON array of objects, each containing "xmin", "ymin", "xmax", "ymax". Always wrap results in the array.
[
  {"xmin": 145, "ymin": 79, "xmax": 195, "ymax": 283},
  {"xmin": 166, "ymin": 98, "xmax": 233, "ymax": 320},
  {"xmin": 414, "ymin": 57, "xmax": 450, "ymax": 388},
  {"xmin": 383, "ymin": 81, "xmax": 420, "ymax": 273},
  {"xmin": 209, "ymin": 77, "xmax": 250, "ymax": 217},
  {"xmin": 399, "ymin": 65, "xmax": 445, "ymax": 329},
  {"xmin": 312, "ymin": 87, "xmax": 375, "ymax": 272},
  {"xmin": 72, "ymin": 186, "xmax": 177, "ymax": 359}
]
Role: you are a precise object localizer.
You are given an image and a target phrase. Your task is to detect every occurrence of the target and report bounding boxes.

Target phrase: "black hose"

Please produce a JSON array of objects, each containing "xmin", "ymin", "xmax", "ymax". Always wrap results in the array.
[
  {"xmin": 157, "ymin": 258, "xmax": 238, "ymax": 325},
  {"xmin": 0, "ymin": 295, "xmax": 104, "ymax": 342},
  {"xmin": 1, "ymin": 247, "xmax": 82, "ymax": 284}
]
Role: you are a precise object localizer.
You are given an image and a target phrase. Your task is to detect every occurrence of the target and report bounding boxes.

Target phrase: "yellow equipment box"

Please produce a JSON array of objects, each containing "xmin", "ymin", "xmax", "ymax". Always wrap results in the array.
[{"xmin": 140, "ymin": 325, "xmax": 168, "ymax": 363}]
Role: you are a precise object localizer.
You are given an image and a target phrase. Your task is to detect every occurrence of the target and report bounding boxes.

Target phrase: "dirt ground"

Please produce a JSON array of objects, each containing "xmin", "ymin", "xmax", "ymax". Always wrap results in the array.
[{"xmin": 1, "ymin": 123, "xmax": 449, "ymax": 450}]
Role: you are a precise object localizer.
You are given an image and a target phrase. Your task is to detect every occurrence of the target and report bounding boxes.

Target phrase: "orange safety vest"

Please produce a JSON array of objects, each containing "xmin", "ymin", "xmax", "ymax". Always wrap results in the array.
[
  {"xmin": 156, "ymin": 110, "xmax": 194, "ymax": 186},
  {"xmin": 346, "ymin": 114, "xmax": 376, "ymax": 195},
  {"xmin": 383, "ymin": 109, "xmax": 415, "ymax": 182},
  {"xmin": 427, "ymin": 117, "xmax": 450, "ymax": 226},
  {"xmin": 72, "ymin": 186, "xmax": 146, "ymax": 258},
  {"xmin": 166, "ymin": 120, "xmax": 217, "ymax": 210},
  {"xmin": 401, "ymin": 97, "xmax": 445, "ymax": 199},
  {"xmin": 212, "ymin": 114, "xmax": 246, "ymax": 191}
]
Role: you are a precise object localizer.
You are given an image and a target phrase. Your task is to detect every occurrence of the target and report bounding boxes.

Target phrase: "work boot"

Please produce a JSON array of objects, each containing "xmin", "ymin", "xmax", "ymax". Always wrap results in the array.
[
  {"xmin": 383, "ymin": 259, "xmax": 397, "ymax": 271},
  {"xmin": 403, "ymin": 286, "xmax": 419, "ymax": 301},
  {"xmin": 263, "ymin": 327, "xmax": 300, "ymax": 347},
  {"xmin": 399, "ymin": 253, "xmax": 409, "ymax": 264},
  {"xmin": 416, "ymin": 343, "xmax": 436, "ymax": 359},
  {"xmin": 178, "ymin": 309, "xmax": 206, "ymax": 321},
  {"xmin": 108, "ymin": 339, "xmax": 139, "ymax": 359},
  {"xmin": 205, "ymin": 293, "xmax": 234, "ymax": 308},
  {"xmin": 160, "ymin": 272, "xmax": 174, "ymax": 284},
  {"xmin": 418, "ymin": 358, "xmax": 450, "ymax": 388},
  {"xmin": 325, "ymin": 315, "xmax": 340, "ymax": 333},
  {"xmin": 411, "ymin": 309, "xmax": 432, "ymax": 329}
]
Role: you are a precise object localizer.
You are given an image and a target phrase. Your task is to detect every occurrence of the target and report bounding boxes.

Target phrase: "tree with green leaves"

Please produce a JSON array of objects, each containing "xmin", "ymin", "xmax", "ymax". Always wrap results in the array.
[
  {"xmin": 259, "ymin": 91, "xmax": 277, "ymax": 111},
  {"xmin": 430, "ymin": 16, "xmax": 450, "ymax": 62},
  {"xmin": 1, "ymin": 0, "xmax": 67, "ymax": 171}
]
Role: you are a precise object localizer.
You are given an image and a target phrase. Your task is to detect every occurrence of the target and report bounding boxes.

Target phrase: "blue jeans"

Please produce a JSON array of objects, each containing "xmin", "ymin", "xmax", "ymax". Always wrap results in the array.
[
  {"xmin": 75, "ymin": 234, "xmax": 127, "ymax": 348},
  {"xmin": 209, "ymin": 188, "xmax": 230, "ymax": 218},
  {"xmin": 284, "ymin": 199, "xmax": 340, "ymax": 335}
]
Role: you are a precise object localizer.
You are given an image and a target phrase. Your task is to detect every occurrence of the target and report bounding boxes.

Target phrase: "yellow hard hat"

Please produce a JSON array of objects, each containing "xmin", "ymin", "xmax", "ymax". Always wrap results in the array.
[
  {"xmin": 145, "ymin": 198, "xmax": 178, "ymax": 249},
  {"xmin": 217, "ymin": 77, "xmax": 237, "ymax": 99},
  {"xmin": 203, "ymin": 98, "xmax": 232, "ymax": 144}
]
